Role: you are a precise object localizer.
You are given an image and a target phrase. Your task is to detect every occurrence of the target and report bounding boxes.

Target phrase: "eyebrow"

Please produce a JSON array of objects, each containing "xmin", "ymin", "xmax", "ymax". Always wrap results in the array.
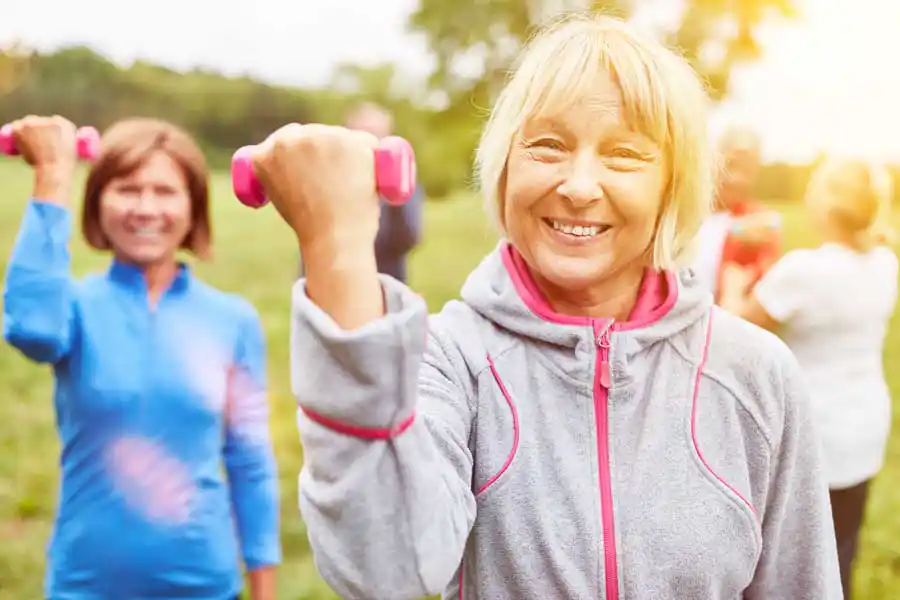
[{"xmin": 522, "ymin": 116, "xmax": 657, "ymax": 147}]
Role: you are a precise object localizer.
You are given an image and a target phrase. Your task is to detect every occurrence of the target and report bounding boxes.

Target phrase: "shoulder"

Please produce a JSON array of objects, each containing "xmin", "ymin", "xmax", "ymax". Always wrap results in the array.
[
  {"xmin": 872, "ymin": 245, "xmax": 899, "ymax": 272},
  {"xmin": 427, "ymin": 299, "xmax": 494, "ymax": 375},
  {"xmin": 702, "ymin": 307, "xmax": 802, "ymax": 445},
  {"xmin": 189, "ymin": 277, "xmax": 262, "ymax": 330},
  {"xmin": 770, "ymin": 247, "xmax": 818, "ymax": 273},
  {"xmin": 73, "ymin": 272, "xmax": 108, "ymax": 293},
  {"xmin": 757, "ymin": 248, "xmax": 819, "ymax": 292}
]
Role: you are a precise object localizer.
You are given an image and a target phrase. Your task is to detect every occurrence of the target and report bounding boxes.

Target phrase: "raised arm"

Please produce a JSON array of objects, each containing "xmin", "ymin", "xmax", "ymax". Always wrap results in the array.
[
  {"xmin": 2, "ymin": 116, "xmax": 81, "ymax": 364},
  {"xmin": 292, "ymin": 275, "xmax": 477, "ymax": 600},
  {"xmin": 245, "ymin": 124, "xmax": 476, "ymax": 599}
]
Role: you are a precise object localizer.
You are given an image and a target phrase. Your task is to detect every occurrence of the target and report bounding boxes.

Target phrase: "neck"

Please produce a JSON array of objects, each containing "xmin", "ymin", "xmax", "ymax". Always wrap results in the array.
[
  {"xmin": 534, "ymin": 264, "xmax": 646, "ymax": 321},
  {"xmin": 146, "ymin": 261, "xmax": 179, "ymax": 301},
  {"xmin": 820, "ymin": 221, "xmax": 861, "ymax": 251},
  {"xmin": 114, "ymin": 256, "xmax": 180, "ymax": 303}
]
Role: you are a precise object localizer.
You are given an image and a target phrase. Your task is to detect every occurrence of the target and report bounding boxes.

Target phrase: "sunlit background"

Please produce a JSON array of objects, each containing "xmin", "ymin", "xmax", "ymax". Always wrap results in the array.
[
  {"xmin": 1, "ymin": 1, "xmax": 899, "ymax": 599},
  {"xmin": 4, "ymin": 0, "xmax": 900, "ymax": 163}
]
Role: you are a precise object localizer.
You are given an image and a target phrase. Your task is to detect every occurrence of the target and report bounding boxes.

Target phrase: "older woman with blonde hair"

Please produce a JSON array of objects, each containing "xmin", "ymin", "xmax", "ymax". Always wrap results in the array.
[
  {"xmin": 721, "ymin": 156, "xmax": 897, "ymax": 599},
  {"xmin": 250, "ymin": 11, "xmax": 841, "ymax": 600}
]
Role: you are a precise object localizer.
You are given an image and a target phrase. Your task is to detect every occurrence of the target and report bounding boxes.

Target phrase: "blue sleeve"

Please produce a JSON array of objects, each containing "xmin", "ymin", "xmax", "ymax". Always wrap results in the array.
[
  {"xmin": 223, "ymin": 308, "xmax": 282, "ymax": 570},
  {"xmin": 2, "ymin": 200, "xmax": 76, "ymax": 364},
  {"xmin": 375, "ymin": 185, "xmax": 424, "ymax": 257}
]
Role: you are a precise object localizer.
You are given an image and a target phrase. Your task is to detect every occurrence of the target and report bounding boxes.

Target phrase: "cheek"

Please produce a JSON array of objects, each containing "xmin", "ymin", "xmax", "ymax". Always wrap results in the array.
[
  {"xmin": 610, "ymin": 170, "xmax": 666, "ymax": 232},
  {"xmin": 503, "ymin": 154, "xmax": 556, "ymax": 229},
  {"xmin": 163, "ymin": 198, "xmax": 193, "ymax": 233},
  {"xmin": 99, "ymin": 204, "xmax": 127, "ymax": 234}
]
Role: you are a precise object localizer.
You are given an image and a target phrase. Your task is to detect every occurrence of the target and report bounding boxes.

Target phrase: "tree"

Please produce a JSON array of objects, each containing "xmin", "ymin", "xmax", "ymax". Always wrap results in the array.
[
  {"xmin": 0, "ymin": 40, "xmax": 32, "ymax": 96},
  {"xmin": 408, "ymin": 0, "xmax": 796, "ymax": 104}
]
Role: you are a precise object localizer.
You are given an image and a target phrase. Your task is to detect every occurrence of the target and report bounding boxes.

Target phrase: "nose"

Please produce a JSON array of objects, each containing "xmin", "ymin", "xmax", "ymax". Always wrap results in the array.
[
  {"xmin": 131, "ymin": 191, "xmax": 160, "ymax": 216},
  {"xmin": 557, "ymin": 151, "xmax": 603, "ymax": 207}
]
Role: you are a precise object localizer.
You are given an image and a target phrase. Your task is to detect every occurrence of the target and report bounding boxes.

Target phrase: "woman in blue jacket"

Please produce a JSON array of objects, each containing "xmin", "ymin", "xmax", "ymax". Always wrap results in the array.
[{"xmin": 2, "ymin": 115, "xmax": 281, "ymax": 600}]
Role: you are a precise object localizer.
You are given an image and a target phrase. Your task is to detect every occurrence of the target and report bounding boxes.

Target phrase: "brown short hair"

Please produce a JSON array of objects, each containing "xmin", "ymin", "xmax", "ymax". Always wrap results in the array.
[{"xmin": 82, "ymin": 118, "xmax": 212, "ymax": 259}]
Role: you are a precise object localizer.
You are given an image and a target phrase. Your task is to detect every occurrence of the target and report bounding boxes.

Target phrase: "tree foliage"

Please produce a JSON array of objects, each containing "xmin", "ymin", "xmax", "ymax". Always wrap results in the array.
[
  {"xmin": 409, "ymin": 0, "xmax": 797, "ymax": 103},
  {"xmin": 2, "ymin": 26, "xmax": 895, "ymax": 204}
]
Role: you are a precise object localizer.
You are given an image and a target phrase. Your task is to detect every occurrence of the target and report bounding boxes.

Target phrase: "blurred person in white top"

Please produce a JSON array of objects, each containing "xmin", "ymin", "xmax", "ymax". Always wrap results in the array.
[{"xmin": 720, "ymin": 156, "xmax": 898, "ymax": 600}]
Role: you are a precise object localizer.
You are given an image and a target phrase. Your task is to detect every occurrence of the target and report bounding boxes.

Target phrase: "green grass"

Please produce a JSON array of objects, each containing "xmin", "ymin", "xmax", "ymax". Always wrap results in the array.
[{"xmin": 0, "ymin": 159, "xmax": 898, "ymax": 599}]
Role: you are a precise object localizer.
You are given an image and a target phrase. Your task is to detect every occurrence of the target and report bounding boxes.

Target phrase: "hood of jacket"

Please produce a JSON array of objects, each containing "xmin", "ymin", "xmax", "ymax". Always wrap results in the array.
[{"xmin": 460, "ymin": 241, "xmax": 713, "ymax": 361}]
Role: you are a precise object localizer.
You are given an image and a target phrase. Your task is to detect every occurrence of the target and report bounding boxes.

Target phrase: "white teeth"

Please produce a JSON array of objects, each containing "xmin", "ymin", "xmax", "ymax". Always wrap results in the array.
[
  {"xmin": 133, "ymin": 226, "xmax": 162, "ymax": 236},
  {"xmin": 552, "ymin": 220, "xmax": 601, "ymax": 237}
]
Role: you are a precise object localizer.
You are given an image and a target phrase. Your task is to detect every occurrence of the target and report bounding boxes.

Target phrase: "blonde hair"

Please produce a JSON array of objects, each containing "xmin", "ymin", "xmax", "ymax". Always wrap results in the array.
[
  {"xmin": 474, "ymin": 12, "xmax": 715, "ymax": 269},
  {"xmin": 811, "ymin": 157, "xmax": 896, "ymax": 251}
]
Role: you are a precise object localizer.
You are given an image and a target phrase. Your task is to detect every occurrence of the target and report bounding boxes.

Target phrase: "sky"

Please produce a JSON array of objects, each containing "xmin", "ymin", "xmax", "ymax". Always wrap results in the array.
[{"xmin": 2, "ymin": 0, "xmax": 900, "ymax": 164}]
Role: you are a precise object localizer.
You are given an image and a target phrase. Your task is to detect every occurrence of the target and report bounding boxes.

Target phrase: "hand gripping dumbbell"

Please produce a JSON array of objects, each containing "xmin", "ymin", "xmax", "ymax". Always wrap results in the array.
[
  {"xmin": 0, "ymin": 123, "xmax": 101, "ymax": 161},
  {"xmin": 231, "ymin": 135, "xmax": 417, "ymax": 209}
]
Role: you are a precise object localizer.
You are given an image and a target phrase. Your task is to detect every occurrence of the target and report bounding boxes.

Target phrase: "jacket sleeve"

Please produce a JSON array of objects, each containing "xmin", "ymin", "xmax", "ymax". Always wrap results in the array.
[
  {"xmin": 223, "ymin": 307, "xmax": 282, "ymax": 571},
  {"xmin": 2, "ymin": 200, "xmax": 76, "ymax": 364},
  {"xmin": 745, "ymin": 347, "xmax": 843, "ymax": 599},
  {"xmin": 292, "ymin": 276, "xmax": 477, "ymax": 600}
]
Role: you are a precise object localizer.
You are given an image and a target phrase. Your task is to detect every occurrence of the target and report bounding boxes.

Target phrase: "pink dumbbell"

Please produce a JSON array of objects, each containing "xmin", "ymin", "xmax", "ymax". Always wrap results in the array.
[
  {"xmin": 231, "ymin": 135, "xmax": 417, "ymax": 209},
  {"xmin": 0, "ymin": 123, "xmax": 101, "ymax": 161}
]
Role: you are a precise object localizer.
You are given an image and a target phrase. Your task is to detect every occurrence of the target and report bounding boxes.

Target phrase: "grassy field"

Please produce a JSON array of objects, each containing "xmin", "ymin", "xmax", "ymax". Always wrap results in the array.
[{"xmin": 0, "ymin": 158, "xmax": 898, "ymax": 599}]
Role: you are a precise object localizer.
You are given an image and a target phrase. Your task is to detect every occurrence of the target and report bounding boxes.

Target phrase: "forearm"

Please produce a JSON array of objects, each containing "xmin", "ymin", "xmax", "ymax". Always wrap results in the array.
[
  {"xmin": 227, "ymin": 454, "xmax": 281, "ymax": 571},
  {"xmin": 301, "ymin": 238, "xmax": 384, "ymax": 330},
  {"xmin": 33, "ymin": 168, "xmax": 75, "ymax": 206},
  {"xmin": 3, "ymin": 200, "xmax": 75, "ymax": 362},
  {"xmin": 248, "ymin": 565, "xmax": 277, "ymax": 600}
]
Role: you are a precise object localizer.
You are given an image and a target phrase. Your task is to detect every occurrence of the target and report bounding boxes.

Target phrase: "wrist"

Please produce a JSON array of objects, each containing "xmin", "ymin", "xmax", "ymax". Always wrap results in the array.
[
  {"xmin": 299, "ymin": 234, "xmax": 385, "ymax": 330},
  {"xmin": 33, "ymin": 168, "xmax": 74, "ymax": 206},
  {"xmin": 300, "ymin": 233, "xmax": 377, "ymax": 278}
]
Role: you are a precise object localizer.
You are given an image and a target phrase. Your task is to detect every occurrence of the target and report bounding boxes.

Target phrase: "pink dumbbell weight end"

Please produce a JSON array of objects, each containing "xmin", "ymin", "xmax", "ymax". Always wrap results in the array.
[
  {"xmin": 231, "ymin": 135, "xmax": 417, "ymax": 209},
  {"xmin": 0, "ymin": 124, "xmax": 101, "ymax": 161}
]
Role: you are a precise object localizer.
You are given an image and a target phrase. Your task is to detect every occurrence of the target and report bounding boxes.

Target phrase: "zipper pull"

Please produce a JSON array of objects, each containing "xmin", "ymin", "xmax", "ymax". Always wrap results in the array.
[{"xmin": 597, "ymin": 324, "xmax": 613, "ymax": 389}]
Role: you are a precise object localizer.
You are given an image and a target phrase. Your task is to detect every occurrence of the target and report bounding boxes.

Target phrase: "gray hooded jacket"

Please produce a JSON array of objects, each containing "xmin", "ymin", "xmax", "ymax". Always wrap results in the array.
[{"xmin": 291, "ymin": 242, "xmax": 842, "ymax": 600}]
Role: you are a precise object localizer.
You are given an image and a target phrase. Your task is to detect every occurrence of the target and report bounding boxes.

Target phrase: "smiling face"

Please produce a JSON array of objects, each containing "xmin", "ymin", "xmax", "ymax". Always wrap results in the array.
[
  {"xmin": 503, "ymin": 68, "xmax": 669, "ymax": 295},
  {"xmin": 82, "ymin": 118, "xmax": 211, "ymax": 267},
  {"xmin": 98, "ymin": 151, "xmax": 193, "ymax": 267}
]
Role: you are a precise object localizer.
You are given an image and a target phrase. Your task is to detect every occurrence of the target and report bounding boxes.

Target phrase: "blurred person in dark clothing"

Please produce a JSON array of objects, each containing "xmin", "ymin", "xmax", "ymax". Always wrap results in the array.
[{"xmin": 298, "ymin": 102, "xmax": 424, "ymax": 283}]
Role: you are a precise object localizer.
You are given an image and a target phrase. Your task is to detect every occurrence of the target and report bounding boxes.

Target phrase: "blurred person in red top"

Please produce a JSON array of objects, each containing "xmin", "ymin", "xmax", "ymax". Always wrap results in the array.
[{"xmin": 693, "ymin": 126, "xmax": 782, "ymax": 303}]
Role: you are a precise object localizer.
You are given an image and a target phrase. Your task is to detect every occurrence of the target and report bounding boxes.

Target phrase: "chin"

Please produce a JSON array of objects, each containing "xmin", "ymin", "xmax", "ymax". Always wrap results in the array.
[
  {"xmin": 117, "ymin": 247, "xmax": 171, "ymax": 268},
  {"xmin": 530, "ymin": 250, "xmax": 613, "ymax": 291}
]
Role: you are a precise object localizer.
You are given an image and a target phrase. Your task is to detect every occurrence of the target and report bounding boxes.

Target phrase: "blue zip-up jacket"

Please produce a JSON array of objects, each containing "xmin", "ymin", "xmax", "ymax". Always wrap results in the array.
[{"xmin": 3, "ymin": 200, "xmax": 281, "ymax": 599}]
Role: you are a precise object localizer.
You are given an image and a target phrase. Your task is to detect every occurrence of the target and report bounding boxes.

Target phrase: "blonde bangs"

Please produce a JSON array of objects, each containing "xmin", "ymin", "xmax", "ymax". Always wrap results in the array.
[{"xmin": 512, "ymin": 22, "xmax": 669, "ymax": 151}]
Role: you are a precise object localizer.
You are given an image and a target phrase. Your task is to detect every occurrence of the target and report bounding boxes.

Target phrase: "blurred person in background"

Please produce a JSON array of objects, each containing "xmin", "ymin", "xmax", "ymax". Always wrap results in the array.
[
  {"xmin": 345, "ymin": 101, "xmax": 424, "ymax": 283},
  {"xmin": 296, "ymin": 102, "xmax": 425, "ymax": 284},
  {"xmin": 2, "ymin": 115, "xmax": 281, "ymax": 600},
  {"xmin": 693, "ymin": 126, "xmax": 782, "ymax": 302},
  {"xmin": 253, "ymin": 13, "xmax": 840, "ymax": 600},
  {"xmin": 720, "ymin": 157, "xmax": 898, "ymax": 600}
]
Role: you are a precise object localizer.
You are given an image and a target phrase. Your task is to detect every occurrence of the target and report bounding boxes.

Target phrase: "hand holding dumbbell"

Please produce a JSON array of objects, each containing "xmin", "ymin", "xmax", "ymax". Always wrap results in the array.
[
  {"xmin": 2, "ymin": 115, "xmax": 93, "ymax": 205},
  {"xmin": 232, "ymin": 128, "xmax": 416, "ymax": 210},
  {"xmin": 1, "ymin": 120, "xmax": 100, "ymax": 162},
  {"xmin": 239, "ymin": 123, "xmax": 417, "ymax": 328},
  {"xmin": 231, "ymin": 122, "xmax": 416, "ymax": 253}
]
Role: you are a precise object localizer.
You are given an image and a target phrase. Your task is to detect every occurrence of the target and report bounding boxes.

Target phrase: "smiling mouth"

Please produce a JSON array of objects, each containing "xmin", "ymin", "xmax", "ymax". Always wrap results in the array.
[
  {"xmin": 543, "ymin": 218, "xmax": 611, "ymax": 238},
  {"xmin": 128, "ymin": 224, "xmax": 165, "ymax": 237}
]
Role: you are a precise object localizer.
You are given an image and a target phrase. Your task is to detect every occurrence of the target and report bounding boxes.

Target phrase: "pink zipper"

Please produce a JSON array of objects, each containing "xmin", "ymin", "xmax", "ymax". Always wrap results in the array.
[{"xmin": 594, "ymin": 320, "xmax": 618, "ymax": 600}]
